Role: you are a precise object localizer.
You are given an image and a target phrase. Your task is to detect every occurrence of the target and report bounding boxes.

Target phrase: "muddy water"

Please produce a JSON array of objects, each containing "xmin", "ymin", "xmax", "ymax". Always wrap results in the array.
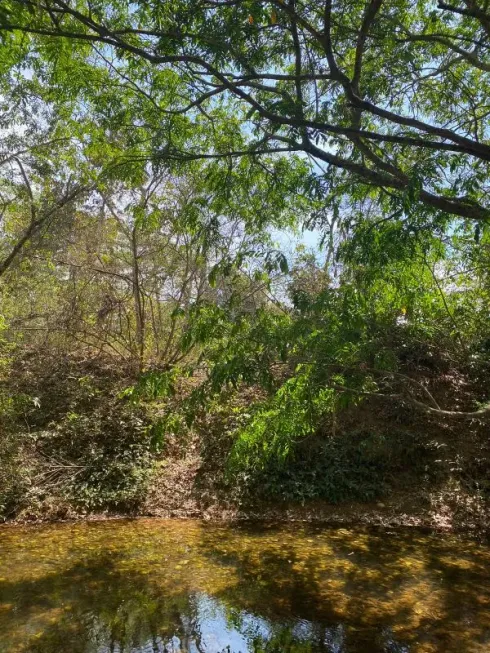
[{"xmin": 0, "ymin": 520, "xmax": 489, "ymax": 652}]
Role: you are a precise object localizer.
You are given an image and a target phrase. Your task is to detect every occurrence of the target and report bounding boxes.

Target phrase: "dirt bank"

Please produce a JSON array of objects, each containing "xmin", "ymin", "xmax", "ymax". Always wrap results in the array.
[{"xmin": 7, "ymin": 475, "xmax": 489, "ymax": 534}]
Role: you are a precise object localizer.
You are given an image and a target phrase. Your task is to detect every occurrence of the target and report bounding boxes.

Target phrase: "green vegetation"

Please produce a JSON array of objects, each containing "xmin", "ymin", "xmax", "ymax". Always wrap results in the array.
[{"xmin": 0, "ymin": 0, "xmax": 489, "ymax": 522}]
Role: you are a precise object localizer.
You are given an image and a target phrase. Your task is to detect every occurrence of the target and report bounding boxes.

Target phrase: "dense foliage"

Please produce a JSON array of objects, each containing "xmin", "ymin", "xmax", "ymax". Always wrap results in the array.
[{"xmin": 0, "ymin": 0, "xmax": 490, "ymax": 519}]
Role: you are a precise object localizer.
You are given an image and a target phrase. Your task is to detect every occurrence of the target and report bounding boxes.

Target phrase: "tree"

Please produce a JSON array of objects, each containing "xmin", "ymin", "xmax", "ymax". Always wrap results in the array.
[
  {"xmin": 1, "ymin": 0, "xmax": 490, "ymax": 479},
  {"xmin": 1, "ymin": 158, "xmax": 299, "ymax": 371},
  {"xmin": 0, "ymin": 101, "xmax": 88, "ymax": 276},
  {"xmin": 1, "ymin": 0, "xmax": 489, "ymax": 229}
]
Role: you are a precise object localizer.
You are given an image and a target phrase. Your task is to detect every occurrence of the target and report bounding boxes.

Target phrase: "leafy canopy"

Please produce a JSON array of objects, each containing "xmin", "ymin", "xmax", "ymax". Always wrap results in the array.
[{"xmin": 1, "ymin": 0, "xmax": 490, "ymax": 230}]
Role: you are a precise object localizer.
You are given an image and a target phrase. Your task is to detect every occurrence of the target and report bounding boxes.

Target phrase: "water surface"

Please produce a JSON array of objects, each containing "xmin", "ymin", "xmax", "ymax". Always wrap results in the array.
[{"xmin": 1, "ymin": 519, "xmax": 489, "ymax": 652}]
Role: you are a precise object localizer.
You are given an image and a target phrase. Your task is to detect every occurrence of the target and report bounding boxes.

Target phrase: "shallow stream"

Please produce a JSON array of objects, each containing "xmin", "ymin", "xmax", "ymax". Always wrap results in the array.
[{"xmin": 1, "ymin": 520, "xmax": 489, "ymax": 652}]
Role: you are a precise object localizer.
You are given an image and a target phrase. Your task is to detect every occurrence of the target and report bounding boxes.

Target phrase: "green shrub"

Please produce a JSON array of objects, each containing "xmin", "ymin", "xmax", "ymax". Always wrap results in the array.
[
  {"xmin": 29, "ymin": 401, "xmax": 155, "ymax": 511},
  {"xmin": 0, "ymin": 433, "xmax": 31, "ymax": 519},
  {"xmin": 244, "ymin": 429, "xmax": 430, "ymax": 504}
]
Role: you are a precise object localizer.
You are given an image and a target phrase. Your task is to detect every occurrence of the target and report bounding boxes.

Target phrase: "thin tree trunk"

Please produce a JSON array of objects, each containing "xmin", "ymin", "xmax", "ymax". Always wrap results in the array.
[{"xmin": 131, "ymin": 226, "xmax": 145, "ymax": 371}]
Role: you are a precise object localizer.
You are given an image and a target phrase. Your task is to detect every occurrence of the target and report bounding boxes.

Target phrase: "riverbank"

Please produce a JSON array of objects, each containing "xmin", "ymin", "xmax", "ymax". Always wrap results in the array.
[
  {"xmin": 2, "ymin": 353, "xmax": 490, "ymax": 532},
  {"xmin": 6, "ymin": 485, "xmax": 489, "ymax": 534}
]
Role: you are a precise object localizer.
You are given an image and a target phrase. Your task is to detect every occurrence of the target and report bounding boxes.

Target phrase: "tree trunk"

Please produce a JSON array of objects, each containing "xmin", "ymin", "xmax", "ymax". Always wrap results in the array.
[{"xmin": 130, "ymin": 226, "xmax": 145, "ymax": 371}]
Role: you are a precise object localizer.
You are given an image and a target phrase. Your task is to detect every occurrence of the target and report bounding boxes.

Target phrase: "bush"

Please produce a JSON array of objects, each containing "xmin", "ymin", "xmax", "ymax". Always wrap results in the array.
[
  {"xmin": 0, "ymin": 353, "xmax": 157, "ymax": 518},
  {"xmin": 244, "ymin": 429, "xmax": 431, "ymax": 504},
  {"xmin": 29, "ymin": 401, "xmax": 155, "ymax": 512}
]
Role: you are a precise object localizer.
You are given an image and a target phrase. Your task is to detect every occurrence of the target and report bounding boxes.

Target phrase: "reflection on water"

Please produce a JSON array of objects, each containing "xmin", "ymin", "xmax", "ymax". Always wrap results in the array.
[{"xmin": 0, "ymin": 520, "xmax": 489, "ymax": 652}]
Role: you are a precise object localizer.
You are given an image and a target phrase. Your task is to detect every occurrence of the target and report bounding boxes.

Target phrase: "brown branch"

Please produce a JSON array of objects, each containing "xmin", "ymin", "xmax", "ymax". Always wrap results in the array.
[
  {"xmin": 440, "ymin": 1, "xmax": 489, "ymax": 18},
  {"xmin": 399, "ymin": 33, "xmax": 490, "ymax": 72},
  {"xmin": 352, "ymin": 0, "xmax": 384, "ymax": 93},
  {"xmin": 302, "ymin": 138, "xmax": 490, "ymax": 220},
  {"xmin": 31, "ymin": 255, "xmax": 134, "ymax": 284},
  {"xmin": 332, "ymin": 383, "xmax": 490, "ymax": 418},
  {"xmin": 0, "ymin": 184, "xmax": 85, "ymax": 277}
]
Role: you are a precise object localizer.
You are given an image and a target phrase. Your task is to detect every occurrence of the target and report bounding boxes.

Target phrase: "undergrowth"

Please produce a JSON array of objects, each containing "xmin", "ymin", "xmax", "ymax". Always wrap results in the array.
[
  {"xmin": 1, "ymin": 349, "xmax": 490, "ymax": 522},
  {"xmin": 0, "ymin": 352, "xmax": 158, "ymax": 519}
]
